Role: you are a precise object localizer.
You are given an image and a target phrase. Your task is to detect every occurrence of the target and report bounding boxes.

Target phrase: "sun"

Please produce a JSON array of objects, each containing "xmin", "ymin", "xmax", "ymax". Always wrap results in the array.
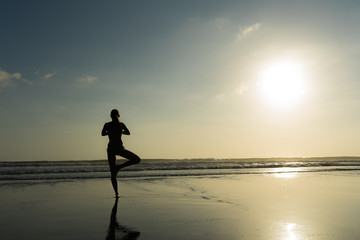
[{"xmin": 258, "ymin": 60, "xmax": 307, "ymax": 109}]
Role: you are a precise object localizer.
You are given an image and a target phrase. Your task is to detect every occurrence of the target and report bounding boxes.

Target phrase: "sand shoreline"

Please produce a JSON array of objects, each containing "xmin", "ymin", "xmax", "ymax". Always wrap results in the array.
[{"xmin": 1, "ymin": 172, "xmax": 360, "ymax": 239}]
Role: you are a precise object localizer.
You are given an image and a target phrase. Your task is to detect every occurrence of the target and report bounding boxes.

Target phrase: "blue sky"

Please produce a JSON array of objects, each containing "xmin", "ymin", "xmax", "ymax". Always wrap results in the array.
[{"xmin": 1, "ymin": 0, "xmax": 360, "ymax": 161}]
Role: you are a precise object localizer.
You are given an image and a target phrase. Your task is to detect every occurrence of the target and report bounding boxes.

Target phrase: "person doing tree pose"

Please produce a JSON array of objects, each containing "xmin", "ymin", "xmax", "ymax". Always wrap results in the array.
[{"xmin": 102, "ymin": 109, "xmax": 141, "ymax": 198}]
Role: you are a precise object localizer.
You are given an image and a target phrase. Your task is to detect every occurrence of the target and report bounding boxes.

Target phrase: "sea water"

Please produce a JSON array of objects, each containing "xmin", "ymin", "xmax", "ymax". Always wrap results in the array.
[{"xmin": 1, "ymin": 157, "xmax": 360, "ymax": 182}]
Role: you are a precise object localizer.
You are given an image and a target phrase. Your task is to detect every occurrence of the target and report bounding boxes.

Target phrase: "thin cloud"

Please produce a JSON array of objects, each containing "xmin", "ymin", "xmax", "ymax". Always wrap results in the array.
[
  {"xmin": 75, "ymin": 75, "xmax": 98, "ymax": 83},
  {"xmin": 215, "ymin": 92, "xmax": 227, "ymax": 101},
  {"xmin": 238, "ymin": 23, "xmax": 262, "ymax": 40},
  {"xmin": 211, "ymin": 17, "xmax": 231, "ymax": 29},
  {"xmin": 235, "ymin": 85, "xmax": 249, "ymax": 95},
  {"xmin": 215, "ymin": 84, "xmax": 249, "ymax": 101},
  {"xmin": 0, "ymin": 69, "xmax": 22, "ymax": 90},
  {"xmin": 44, "ymin": 71, "xmax": 56, "ymax": 79}
]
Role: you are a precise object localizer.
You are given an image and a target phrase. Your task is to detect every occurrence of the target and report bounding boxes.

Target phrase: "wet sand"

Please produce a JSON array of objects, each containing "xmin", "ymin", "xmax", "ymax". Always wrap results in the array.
[{"xmin": 1, "ymin": 171, "xmax": 360, "ymax": 239}]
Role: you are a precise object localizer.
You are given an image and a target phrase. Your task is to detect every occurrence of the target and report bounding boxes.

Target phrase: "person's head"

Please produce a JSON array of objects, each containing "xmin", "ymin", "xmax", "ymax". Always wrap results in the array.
[{"xmin": 110, "ymin": 109, "xmax": 120, "ymax": 120}]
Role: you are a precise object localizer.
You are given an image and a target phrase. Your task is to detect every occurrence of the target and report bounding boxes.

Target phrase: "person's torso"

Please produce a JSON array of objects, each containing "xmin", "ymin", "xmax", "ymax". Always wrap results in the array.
[{"xmin": 107, "ymin": 121, "xmax": 123, "ymax": 147}]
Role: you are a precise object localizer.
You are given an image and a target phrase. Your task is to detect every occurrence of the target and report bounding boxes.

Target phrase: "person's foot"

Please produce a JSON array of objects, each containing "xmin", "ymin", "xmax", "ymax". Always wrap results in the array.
[{"xmin": 126, "ymin": 231, "xmax": 140, "ymax": 238}]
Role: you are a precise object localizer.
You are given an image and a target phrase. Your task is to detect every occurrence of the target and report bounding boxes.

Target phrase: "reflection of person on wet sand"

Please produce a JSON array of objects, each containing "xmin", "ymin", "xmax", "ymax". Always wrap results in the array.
[
  {"xmin": 102, "ymin": 109, "xmax": 141, "ymax": 198},
  {"xmin": 106, "ymin": 198, "xmax": 141, "ymax": 240}
]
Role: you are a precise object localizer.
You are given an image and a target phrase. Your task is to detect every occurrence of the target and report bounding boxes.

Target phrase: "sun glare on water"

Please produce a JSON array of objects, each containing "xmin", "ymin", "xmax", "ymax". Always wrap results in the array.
[{"xmin": 258, "ymin": 60, "xmax": 308, "ymax": 109}]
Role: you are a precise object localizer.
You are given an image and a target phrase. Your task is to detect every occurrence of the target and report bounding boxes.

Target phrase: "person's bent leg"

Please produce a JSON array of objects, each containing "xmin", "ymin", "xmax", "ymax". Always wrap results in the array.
[
  {"xmin": 118, "ymin": 149, "xmax": 141, "ymax": 170},
  {"xmin": 107, "ymin": 151, "xmax": 119, "ymax": 197}
]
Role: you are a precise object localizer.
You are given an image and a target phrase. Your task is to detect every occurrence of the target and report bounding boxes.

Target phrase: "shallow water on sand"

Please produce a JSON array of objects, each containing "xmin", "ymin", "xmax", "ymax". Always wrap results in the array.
[{"xmin": 1, "ymin": 171, "xmax": 360, "ymax": 239}]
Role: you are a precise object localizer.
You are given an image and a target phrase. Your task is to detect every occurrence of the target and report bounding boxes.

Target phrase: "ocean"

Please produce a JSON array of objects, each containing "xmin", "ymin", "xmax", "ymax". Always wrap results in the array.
[{"xmin": 1, "ymin": 157, "xmax": 360, "ymax": 182}]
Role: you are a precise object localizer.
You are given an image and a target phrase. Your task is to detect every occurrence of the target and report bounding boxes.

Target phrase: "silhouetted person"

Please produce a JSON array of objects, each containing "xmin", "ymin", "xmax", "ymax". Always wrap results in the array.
[
  {"xmin": 102, "ymin": 109, "xmax": 141, "ymax": 197},
  {"xmin": 106, "ymin": 198, "xmax": 141, "ymax": 240}
]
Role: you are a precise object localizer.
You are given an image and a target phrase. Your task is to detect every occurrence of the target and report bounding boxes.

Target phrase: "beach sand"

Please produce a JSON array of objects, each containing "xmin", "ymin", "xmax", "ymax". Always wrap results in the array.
[{"xmin": 1, "ymin": 171, "xmax": 360, "ymax": 239}]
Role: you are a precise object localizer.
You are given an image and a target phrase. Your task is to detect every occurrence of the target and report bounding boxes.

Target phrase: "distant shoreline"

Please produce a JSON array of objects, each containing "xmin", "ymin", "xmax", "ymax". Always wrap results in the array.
[{"xmin": 2, "ymin": 155, "xmax": 360, "ymax": 163}]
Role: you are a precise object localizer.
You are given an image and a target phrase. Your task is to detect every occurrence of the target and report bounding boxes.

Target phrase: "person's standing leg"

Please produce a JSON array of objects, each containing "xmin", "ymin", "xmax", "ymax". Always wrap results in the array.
[{"xmin": 107, "ymin": 150, "xmax": 119, "ymax": 197}]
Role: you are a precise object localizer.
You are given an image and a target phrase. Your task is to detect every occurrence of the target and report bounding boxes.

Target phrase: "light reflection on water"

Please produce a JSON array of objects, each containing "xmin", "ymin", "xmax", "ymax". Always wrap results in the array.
[
  {"xmin": 274, "ymin": 222, "xmax": 301, "ymax": 240},
  {"xmin": 270, "ymin": 167, "xmax": 300, "ymax": 178},
  {"xmin": 285, "ymin": 223, "xmax": 297, "ymax": 240}
]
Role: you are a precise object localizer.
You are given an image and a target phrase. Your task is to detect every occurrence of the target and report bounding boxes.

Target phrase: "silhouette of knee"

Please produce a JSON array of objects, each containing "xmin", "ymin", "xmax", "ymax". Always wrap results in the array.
[{"xmin": 133, "ymin": 156, "xmax": 141, "ymax": 164}]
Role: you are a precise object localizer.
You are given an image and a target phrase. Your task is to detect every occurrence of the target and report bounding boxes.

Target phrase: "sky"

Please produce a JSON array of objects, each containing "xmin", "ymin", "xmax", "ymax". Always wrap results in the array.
[{"xmin": 1, "ymin": 0, "xmax": 360, "ymax": 161}]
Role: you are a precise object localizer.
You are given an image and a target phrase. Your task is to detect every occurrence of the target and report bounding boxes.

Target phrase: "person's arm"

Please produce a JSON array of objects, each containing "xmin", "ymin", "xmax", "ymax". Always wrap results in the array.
[
  {"xmin": 121, "ymin": 122, "xmax": 130, "ymax": 135},
  {"xmin": 101, "ymin": 123, "xmax": 108, "ymax": 136}
]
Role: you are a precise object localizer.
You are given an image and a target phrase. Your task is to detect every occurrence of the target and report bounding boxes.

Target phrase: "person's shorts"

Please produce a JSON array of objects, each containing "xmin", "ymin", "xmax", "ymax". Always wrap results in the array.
[{"xmin": 107, "ymin": 146, "xmax": 125, "ymax": 155}]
